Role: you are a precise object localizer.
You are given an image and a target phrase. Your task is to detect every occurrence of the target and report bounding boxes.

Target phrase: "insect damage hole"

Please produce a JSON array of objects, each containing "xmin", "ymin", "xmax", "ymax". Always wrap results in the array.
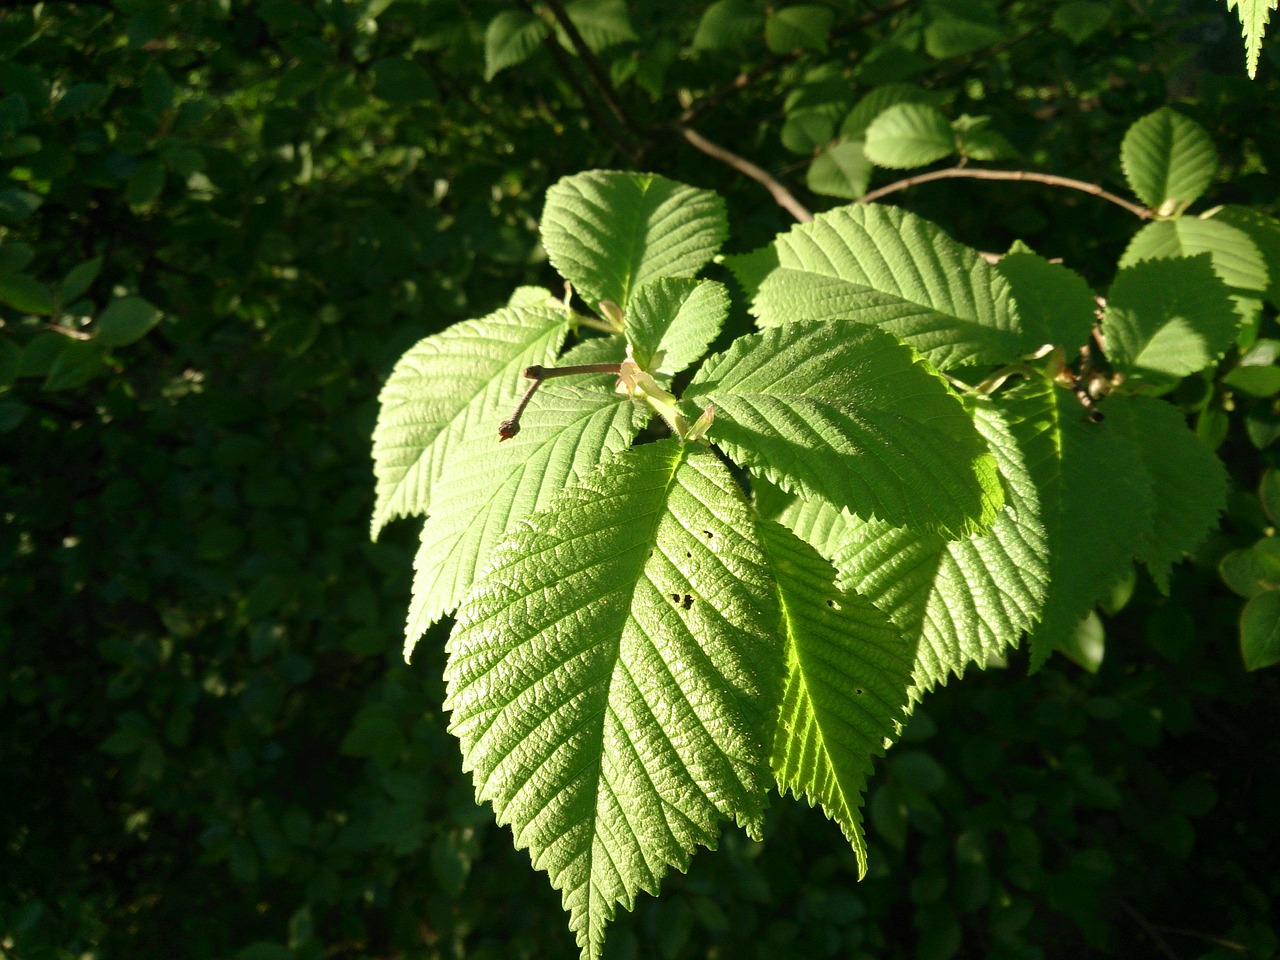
[{"xmin": 826, "ymin": 598, "xmax": 841, "ymax": 609}]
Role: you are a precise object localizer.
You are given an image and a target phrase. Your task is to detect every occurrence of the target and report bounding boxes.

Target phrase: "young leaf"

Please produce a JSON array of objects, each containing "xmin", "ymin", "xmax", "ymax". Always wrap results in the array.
[
  {"xmin": 807, "ymin": 141, "xmax": 874, "ymax": 199},
  {"xmin": 830, "ymin": 396, "xmax": 1050, "ymax": 697},
  {"xmin": 747, "ymin": 204, "xmax": 1027, "ymax": 369},
  {"xmin": 1105, "ymin": 395, "xmax": 1228, "ymax": 592},
  {"xmin": 541, "ymin": 171, "xmax": 728, "ymax": 310},
  {"xmin": 405, "ymin": 385, "xmax": 648, "ymax": 657},
  {"xmin": 371, "ymin": 305, "xmax": 571, "ymax": 537},
  {"xmin": 864, "ymin": 103, "xmax": 956, "ymax": 169},
  {"xmin": 562, "ymin": 0, "xmax": 637, "ymax": 52},
  {"xmin": 1120, "ymin": 216, "xmax": 1268, "ymax": 327},
  {"xmin": 446, "ymin": 440, "xmax": 783, "ymax": 960},
  {"xmin": 841, "ymin": 85, "xmax": 940, "ymax": 140},
  {"xmin": 484, "ymin": 10, "xmax": 549, "ymax": 81},
  {"xmin": 994, "ymin": 251, "xmax": 1097, "ymax": 351},
  {"xmin": 1120, "ymin": 107, "xmax": 1218, "ymax": 211},
  {"xmin": 1223, "ymin": 0, "xmax": 1276, "ymax": 78},
  {"xmin": 1102, "ymin": 254, "xmax": 1238, "ymax": 380},
  {"xmin": 692, "ymin": 0, "xmax": 762, "ymax": 50},
  {"xmin": 686, "ymin": 321, "xmax": 1003, "ymax": 539},
  {"xmin": 760, "ymin": 518, "xmax": 913, "ymax": 875},
  {"xmin": 1003, "ymin": 380, "xmax": 1156, "ymax": 670},
  {"xmin": 624, "ymin": 278, "xmax": 729, "ymax": 375},
  {"xmin": 765, "ymin": 5, "xmax": 835, "ymax": 53}
]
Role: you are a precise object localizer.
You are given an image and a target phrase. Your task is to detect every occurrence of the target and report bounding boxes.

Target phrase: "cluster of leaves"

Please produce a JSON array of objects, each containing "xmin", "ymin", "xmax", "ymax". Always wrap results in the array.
[
  {"xmin": 372, "ymin": 104, "xmax": 1279, "ymax": 957},
  {"xmin": 6, "ymin": 2, "xmax": 1280, "ymax": 960}
]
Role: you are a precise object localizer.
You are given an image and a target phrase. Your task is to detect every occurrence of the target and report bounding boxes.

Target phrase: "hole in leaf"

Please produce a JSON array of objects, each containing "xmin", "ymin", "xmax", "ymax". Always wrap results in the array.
[
  {"xmin": 680, "ymin": 594, "xmax": 693, "ymax": 610},
  {"xmin": 826, "ymin": 599, "xmax": 841, "ymax": 609},
  {"xmin": 855, "ymin": 688, "xmax": 864, "ymax": 695},
  {"xmin": 701, "ymin": 530, "xmax": 713, "ymax": 540},
  {"xmin": 670, "ymin": 592, "xmax": 681, "ymax": 603}
]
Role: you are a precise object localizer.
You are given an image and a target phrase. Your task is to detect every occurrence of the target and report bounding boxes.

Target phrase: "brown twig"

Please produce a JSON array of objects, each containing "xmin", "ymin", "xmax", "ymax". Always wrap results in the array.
[
  {"xmin": 499, "ymin": 362, "xmax": 623, "ymax": 440},
  {"xmin": 859, "ymin": 167, "xmax": 1154, "ymax": 219},
  {"xmin": 537, "ymin": 0, "xmax": 643, "ymax": 140},
  {"xmin": 677, "ymin": 126, "xmax": 812, "ymax": 222}
]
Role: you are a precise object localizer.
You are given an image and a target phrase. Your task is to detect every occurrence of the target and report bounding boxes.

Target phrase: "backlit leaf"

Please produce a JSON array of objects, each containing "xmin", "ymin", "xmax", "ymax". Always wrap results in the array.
[
  {"xmin": 687, "ymin": 320, "xmax": 1003, "ymax": 538},
  {"xmin": 541, "ymin": 171, "xmax": 727, "ymax": 310},
  {"xmin": 864, "ymin": 103, "xmax": 956, "ymax": 169},
  {"xmin": 624, "ymin": 278, "xmax": 729, "ymax": 375},
  {"xmin": 748, "ymin": 204, "xmax": 1026, "ymax": 368},
  {"xmin": 1120, "ymin": 108, "xmax": 1218, "ymax": 211},
  {"xmin": 446, "ymin": 440, "xmax": 783, "ymax": 960},
  {"xmin": 371, "ymin": 305, "xmax": 571, "ymax": 537}
]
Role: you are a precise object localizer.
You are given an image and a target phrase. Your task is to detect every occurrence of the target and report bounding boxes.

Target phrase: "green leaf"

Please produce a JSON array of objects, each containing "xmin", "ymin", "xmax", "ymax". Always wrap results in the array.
[
  {"xmin": 841, "ymin": 85, "xmax": 940, "ymax": 140},
  {"xmin": 95, "ymin": 296, "xmax": 162, "ymax": 346},
  {"xmin": 1106, "ymin": 395, "xmax": 1228, "ymax": 592},
  {"xmin": 446, "ymin": 440, "xmax": 783, "ymax": 960},
  {"xmin": 864, "ymin": 103, "xmax": 956, "ymax": 169},
  {"xmin": 126, "ymin": 159, "xmax": 166, "ymax": 208},
  {"xmin": 780, "ymin": 109, "xmax": 834, "ymax": 154},
  {"xmin": 53, "ymin": 82, "xmax": 110, "ymax": 119},
  {"xmin": 995, "ymin": 251, "xmax": 1096, "ymax": 351},
  {"xmin": 1120, "ymin": 108, "xmax": 1218, "ymax": 211},
  {"xmin": 1102, "ymin": 254, "xmax": 1238, "ymax": 379},
  {"xmin": 686, "ymin": 321, "xmax": 1003, "ymax": 539},
  {"xmin": 1051, "ymin": 1, "xmax": 1112, "ymax": 43},
  {"xmin": 1241, "ymin": 591, "xmax": 1280, "ymax": 670},
  {"xmin": 692, "ymin": 0, "xmax": 762, "ymax": 50},
  {"xmin": 1223, "ymin": 0, "xmax": 1276, "ymax": 78},
  {"xmin": 541, "ymin": 171, "xmax": 728, "ymax": 311},
  {"xmin": 0, "ymin": 241, "xmax": 36, "ymax": 274},
  {"xmin": 748, "ymin": 204, "xmax": 1026, "ymax": 368},
  {"xmin": 563, "ymin": 0, "xmax": 637, "ymax": 51},
  {"xmin": 1214, "ymin": 206, "xmax": 1280, "ymax": 306},
  {"xmin": 1262, "ymin": 469, "xmax": 1280, "ymax": 524},
  {"xmin": 0, "ymin": 189, "xmax": 42, "ymax": 224},
  {"xmin": 43, "ymin": 338, "xmax": 105, "ymax": 391},
  {"xmin": 955, "ymin": 123, "xmax": 1017, "ymax": 162},
  {"xmin": 807, "ymin": 141, "xmax": 874, "ymax": 199},
  {"xmin": 484, "ymin": 11, "xmax": 549, "ymax": 80},
  {"xmin": 825, "ymin": 397, "xmax": 1050, "ymax": 699},
  {"xmin": 0, "ymin": 273, "xmax": 55, "ymax": 315},
  {"xmin": 1220, "ymin": 539, "xmax": 1280, "ymax": 597},
  {"xmin": 923, "ymin": 0, "xmax": 1005, "ymax": 58},
  {"xmin": 624, "ymin": 278, "xmax": 728, "ymax": 375},
  {"xmin": 1058, "ymin": 610, "xmax": 1105, "ymax": 673},
  {"xmin": 1004, "ymin": 380, "xmax": 1156, "ymax": 669},
  {"xmin": 370, "ymin": 305, "xmax": 571, "ymax": 537},
  {"xmin": 405, "ymin": 386, "xmax": 646, "ymax": 657},
  {"xmin": 1120, "ymin": 217, "xmax": 1269, "ymax": 327},
  {"xmin": 508, "ymin": 285, "xmax": 559, "ymax": 309},
  {"xmin": 59, "ymin": 257, "xmax": 103, "ymax": 305},
  {"xmin": 765, "ymin": 5, "xmax": 835, "ymax": 53},
  {"xmin": 761, "ymin": 518, "xmax": 913, "ymax": 874}
]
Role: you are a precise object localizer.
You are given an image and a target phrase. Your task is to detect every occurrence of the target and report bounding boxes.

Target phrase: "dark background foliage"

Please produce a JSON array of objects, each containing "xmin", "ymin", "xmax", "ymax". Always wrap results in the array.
[{"xmin": 2, "ymin": 2, "xmax": 1277, "ymax": 959}]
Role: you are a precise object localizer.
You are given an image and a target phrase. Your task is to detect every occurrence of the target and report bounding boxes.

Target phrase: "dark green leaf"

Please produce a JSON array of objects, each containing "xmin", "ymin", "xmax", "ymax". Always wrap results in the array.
[
  {"xmin": 0, "ymin": 273, "xmax": 55, "ymax": 315},
  {"xmin": 95, "ymin": 296, "xmax": 162, "ymax": 347}
]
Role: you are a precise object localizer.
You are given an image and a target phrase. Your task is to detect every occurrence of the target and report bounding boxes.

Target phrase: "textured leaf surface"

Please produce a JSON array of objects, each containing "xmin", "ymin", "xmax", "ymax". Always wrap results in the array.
[
  {"xmin": 371, "ymin": 305, "xmax": 570, "ymax": 537},
  {"xmin": 842, "ymin": 85, "xmax": 940, "ymax": 139},
  {"xmin": 864, "ymin": 103, "xmax": 955, "ymax": 169},
  {"xmin": 405, "ymin": 386, "xmax": 646, "ymax": 656},
  {"xmin": 692, "ymin": 0, "xmax": 762, "ymax": 50},
  {"xmin": 766, "ymin": 4, "xmax": 835, "ymax": 53},
  {"xmin": 1002, "ymin": 381, "xmax": 1156, "ymax": 669},
  {"xmin": 1106, "ymin": 395, "xmax": 1228, "ymax": 592},
  {"xmin": 1224, "ymin": 0, "xmax": 1276, "ymax": 78},
  {"xmin": 1215, "ymin": 206, "xmax": 1280, "ymax": 305},
  {"xmin": 761, "ymin": 519, "xmax": 913, "ymax": 873},
  {"xmin": 1120, "ymin": 217, "xmax": 1269, "ymax": 326},
  {"xmin": 541, "ymin": 171, "xmax": 728, "ymax": 310},
  {"xmin": 994, "ymin": 251, "xmax": 1097, "ymax": 351},
  {"xmin": 625, "ymin": 278, "xmax": 728, "ymax": 375},
  {"xmin": 749, "ymin": 205, "xmax": 1026, "ymax": 368},
  {"xmin": 687, "ymin": 321, "xmax": 1003, "ymax": 538},
  {"xmin": 825, "ymin": 398, "xmax": 1050, "ymax": 698},
  {"xmin": 562, "ymin": 0, "xmax": 637, "ymax": 51},
  {"xmin": 1103, "ymin": 254, "xmax": 1238, "ymax": 379},
  {"xmin": 1120, "ymin": 108, "xmax": 1218, "ymax": 210},
  {"xmin": 445, "ymin": 440, "xmax": 783, "ymax": 960}
]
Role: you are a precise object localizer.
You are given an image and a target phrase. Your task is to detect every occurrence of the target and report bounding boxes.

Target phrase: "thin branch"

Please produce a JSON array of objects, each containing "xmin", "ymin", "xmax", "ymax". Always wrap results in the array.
[
  {"xmin": 677, "ymin": 125, "xmax": 812, "ymax": 222},
  {"xmin": 537, "ymin": 0, "xmax": 643, "ymax": 141},
  {"xmin": 499, "ymin": 362, "xmax": 623, "ymax": 440},
  {"xmin": 859, "ymin": 167, "xmax": 1154, "ymax": 219},
  {"xmin": 1117, "ymin": 899, "xmax": 1181, "ymax": 960},
  {"xmin": 529, "ymin": 16, "xmax": 643, "ymax": 163}
]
